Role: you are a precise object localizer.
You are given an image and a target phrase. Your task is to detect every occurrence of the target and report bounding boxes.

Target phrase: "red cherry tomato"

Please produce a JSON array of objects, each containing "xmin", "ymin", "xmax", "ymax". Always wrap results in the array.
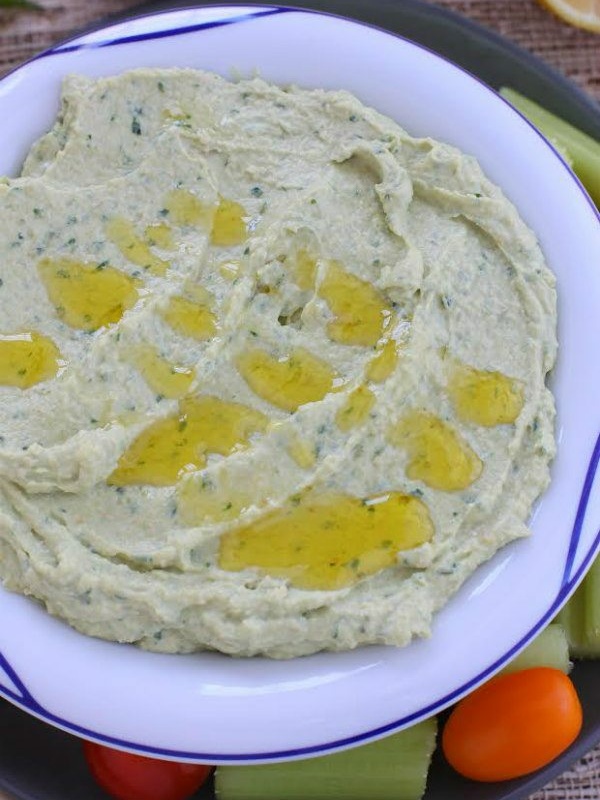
[
  {"xmin": 442, "ymin": 667, "xmax": 583, "ymax": 782},
  {"xmin": 83, "ymin": 740, "xmax": 213, "ymax": 800}
]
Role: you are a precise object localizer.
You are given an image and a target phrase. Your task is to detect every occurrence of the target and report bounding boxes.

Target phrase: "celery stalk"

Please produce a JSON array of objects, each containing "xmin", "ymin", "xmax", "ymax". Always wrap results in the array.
[
  {"xmin": 501, "ymin": 623, "xmax": 571, "ymax": 674},
  {"xmin": 0, "ymin": 1, "xmax": 42, "ymax": 8},
  {"xmin": 558, "ymin": 556, "xmax": 600, "ymax": 658},
  {"xmin": 499, "ymin": 87, "xmax": 600, "ymax": 207},
  {"xmin": 214, "ymin": 718, "xmax": 437, "ymax": 800}
]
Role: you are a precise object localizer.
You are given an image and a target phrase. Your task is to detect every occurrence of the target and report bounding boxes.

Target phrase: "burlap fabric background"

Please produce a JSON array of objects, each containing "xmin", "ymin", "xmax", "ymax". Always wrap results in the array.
[{"xmin": 0, "ymin": 1, "xmax": 597, "ymax": 798}]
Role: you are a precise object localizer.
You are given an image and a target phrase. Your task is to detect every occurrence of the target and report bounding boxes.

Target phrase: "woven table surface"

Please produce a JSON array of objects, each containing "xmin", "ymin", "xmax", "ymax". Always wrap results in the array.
[{"xmin": 0, "ymin": 1, "xmax": 597, "ymax": 799}]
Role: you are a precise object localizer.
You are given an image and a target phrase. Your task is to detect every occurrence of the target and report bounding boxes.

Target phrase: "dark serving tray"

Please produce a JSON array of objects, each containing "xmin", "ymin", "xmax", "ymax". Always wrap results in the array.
[{"xmin": 0, "ymin": 2, "xmax": 598, "ymax": 799}]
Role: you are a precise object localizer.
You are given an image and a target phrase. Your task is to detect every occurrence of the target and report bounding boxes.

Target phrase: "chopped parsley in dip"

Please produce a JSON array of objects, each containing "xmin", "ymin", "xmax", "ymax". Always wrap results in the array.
[{"xmin": 0, "ymin": 69, "xmax": 556, "ymax": 658}]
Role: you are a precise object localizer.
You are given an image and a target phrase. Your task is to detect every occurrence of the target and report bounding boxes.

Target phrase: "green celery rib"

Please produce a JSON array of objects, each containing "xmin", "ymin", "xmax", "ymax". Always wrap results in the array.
[
  {"xmin": 499, "ymin": 87, "xmax": 600, "ymax": 207},
  {"xmin": 214, "ymin": 718, "xmax": 437, "ymax": 800},
  {"xmin": 0, "ymin": 1, "xmax": 42, "ymax": 8},
  {"xmin": 558, "ymin": 556, "xmax": 600, "ymax": 658},
  {"xmin": 501, "ymin": 88, "xmax": 600, "ymax": 658},
  {"xmin": 501, "ymin": 623, "xmax": 571, "ymax": 674}
]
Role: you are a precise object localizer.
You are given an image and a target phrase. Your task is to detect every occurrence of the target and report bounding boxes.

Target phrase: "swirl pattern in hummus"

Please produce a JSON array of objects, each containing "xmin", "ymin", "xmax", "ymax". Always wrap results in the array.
[{"xmin": 0, "ymin": 69, "xmax": 556, "ymax": 657}]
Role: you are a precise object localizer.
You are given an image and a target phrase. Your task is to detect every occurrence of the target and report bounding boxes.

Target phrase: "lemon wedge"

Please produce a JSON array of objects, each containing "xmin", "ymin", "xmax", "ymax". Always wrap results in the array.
[{"xmin": 538, "ymin": 0, "xmax": 600, "ymax": 32}]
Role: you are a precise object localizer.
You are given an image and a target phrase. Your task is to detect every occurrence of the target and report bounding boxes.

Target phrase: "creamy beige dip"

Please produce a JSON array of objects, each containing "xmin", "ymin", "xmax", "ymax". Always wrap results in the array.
[{"xmin": 0, "ymin": 69, "xmax": 556, "ymax": 658}]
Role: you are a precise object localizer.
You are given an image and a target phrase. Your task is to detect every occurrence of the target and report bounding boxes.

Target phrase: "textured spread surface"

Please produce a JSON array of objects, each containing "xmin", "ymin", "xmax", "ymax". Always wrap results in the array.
[{"xmin": 0, "ymin": 0, "xmax": 596, "ymax": 797}]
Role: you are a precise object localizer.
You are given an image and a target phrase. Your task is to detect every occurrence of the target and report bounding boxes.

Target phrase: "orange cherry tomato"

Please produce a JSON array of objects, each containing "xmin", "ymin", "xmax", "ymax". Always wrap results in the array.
[
  {"xmin": 442, "ymin": 667, "xmax": 583, "ymax": 782},
  {"xmin": 83, "ymin": 740, "xmax": 213, "ymax": 800}
]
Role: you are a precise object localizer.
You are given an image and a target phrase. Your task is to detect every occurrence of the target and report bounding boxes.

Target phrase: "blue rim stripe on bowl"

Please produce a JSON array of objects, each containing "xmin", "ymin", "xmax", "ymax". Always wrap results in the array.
[
  {"xmin": 0, "ymin": 2, "xmax": 598, "ymax": 763},
  {"xmin": 0, "ymin": 652, "xmax": 39, "ymax": 708},
  {"xmin": 562, "ymin": 432, "xmax": 600, "ymax": 586},
  {"xmin": 45, "ymin": 7, "xmax": 289, "ymax": 56}
]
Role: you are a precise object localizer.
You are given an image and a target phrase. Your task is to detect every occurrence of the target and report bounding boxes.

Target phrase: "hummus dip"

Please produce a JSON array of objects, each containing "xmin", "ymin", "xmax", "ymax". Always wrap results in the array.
[{"xmin": 0, "ymin": 69, "xmax": 556, "ymax": 658}]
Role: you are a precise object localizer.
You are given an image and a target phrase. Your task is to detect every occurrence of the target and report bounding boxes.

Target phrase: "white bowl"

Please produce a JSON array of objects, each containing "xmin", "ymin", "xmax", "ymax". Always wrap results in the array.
[{"xmin": 0, "ymin": 4, "xmax": 598, "ymax": 764}]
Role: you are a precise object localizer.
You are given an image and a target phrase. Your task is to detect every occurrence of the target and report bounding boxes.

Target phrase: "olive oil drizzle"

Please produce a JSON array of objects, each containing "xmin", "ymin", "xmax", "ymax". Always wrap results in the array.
[
  {"xmin": 144, "ymin": 222, "xmax": 176, "ymax": 250},
  {"xmin": 366, "ymin": 338, "xmax": 400, "ymax": 383},
  {"xmin": 318, "ymin": 260, "xmax": 393, "ymax": 347},
  {"xmin": 218, "ymin": 490, "xmax": 434, "ymax": 591},
  {"xmin": 177, "ymin": 475, "xmax": 255, "ymax": 525},
  {"xmin": 108, "ymin": 395, "xmax": 268, "ymax": 487},
  {"xmin": 164, "ymin": 189, "xmax": 215, "ymax": 228},
  {"xmin": 335, "ymin": 386, "xmax": 375, "ymax": 431},
  {"xmin": 389, "ymin": 410, "xmax": 483, "ymax": 491},
  {"xmin": 161, "ymin": 287, "xmax": 217, "ymax": 341},
  {"xmin": 38, "ymin": 257, "xmax": 140, "ymax": 332},
  {"xmin": 210, "ymin": 198, "xmax": 247, "ymax": 247},
  {"xmin": 105, "ymin": 217, "xmax": 170, "ymax": 276},
  {"xmin": 162, "ymin": 190, "xmax": 247, "ymax": 246},
  {"xmin": 0, "ymin": 332, "xmax": 62, "ymax": 389},
  {"xmin": 131, "ymin": 344, "xmax": 194, "ymax": 399},
  {"xmin": 236, "ymin": 346, "xmax": 336, "ymax": 412},
  {"xmin": 449, "ymin": 362, "xmax": 524, "ymax": 426},
  {"xmin": 293, "ymin": 249, "xmax": 317, "ymax": 290}
]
